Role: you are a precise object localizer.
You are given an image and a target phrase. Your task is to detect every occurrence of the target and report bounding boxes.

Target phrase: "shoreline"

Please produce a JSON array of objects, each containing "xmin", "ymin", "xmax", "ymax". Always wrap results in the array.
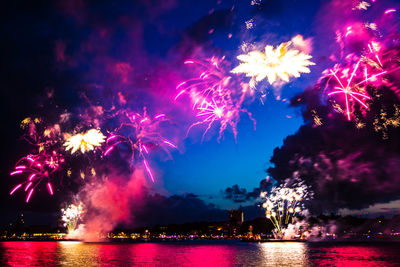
[{"xmin": 1, "ymin": 239, "xmax": 400, "ymax": 244}]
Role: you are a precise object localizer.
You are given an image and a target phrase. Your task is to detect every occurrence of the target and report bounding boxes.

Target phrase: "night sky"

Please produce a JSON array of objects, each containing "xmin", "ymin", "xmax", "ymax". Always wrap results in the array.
[{"xmin": 1, "ymin": 0, "xmax": 400, "ymax": 229}]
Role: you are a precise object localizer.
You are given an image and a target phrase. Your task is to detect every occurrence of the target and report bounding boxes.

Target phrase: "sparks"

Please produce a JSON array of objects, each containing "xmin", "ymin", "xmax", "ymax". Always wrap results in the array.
[
  {"xmin": 141, "ymin": 144, "xmax": 149, "ymax": 154},
  {"xmin": 24, "ymin": 182, "xmax": 32, "ymax": 192},
  {"xmin": 143, "ymin": 159, "xmax": 154, "ymax": 182},
  {"xmin": 163, "ymin": 140, "xmax": 177, "ymax": 148},
  {"xmin": 106, "ymin": 135, "xmax": 117, "ymax": 142},
  {"xmin": 154, "ymin": 114, "xmax": 166, "ymax": 119},
  {"xmin": 384, "ymin": 9, "xmax": 396, "ymax": 14},
  {"xmin": 104, "ymin": 146, "xmax": 114, "ymax": 156},
  {"xmin": 26, "ymin": 189, "xmax": 34, "ymax": 203},
  {"xmin": 47, "ymin": 182, "xmax": 54, "ymax": 195},
  {"xmin": 15, "ymin": 166, "xmax": 26, "ymax": 170},
  {"xmin": 10, "ymin": 184, "xmax": 22, "ymax": 195}
]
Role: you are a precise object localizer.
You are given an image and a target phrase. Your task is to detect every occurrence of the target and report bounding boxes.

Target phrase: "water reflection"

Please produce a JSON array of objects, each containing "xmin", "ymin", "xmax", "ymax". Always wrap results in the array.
[
  {"xmin": 57, "ymin": 242, "xmax": 239, "ymax": 266},
  {"xmin": 259, "ymin": 242, "xmax": 308, "ymax": 266},
  {"xmin": 307, "ymin": 243, "xmax": 400, "ymax": 266},
  {"xmin": 1, "ymin": 242, "xmax": 57, "ymax": 266},
  {"xmin": 57, "ymin": 241, "xmax": 101, "ymax": 266},
  {"xmin": 1, "ymin": 241, "xmax": 400, "ymax": 266}
]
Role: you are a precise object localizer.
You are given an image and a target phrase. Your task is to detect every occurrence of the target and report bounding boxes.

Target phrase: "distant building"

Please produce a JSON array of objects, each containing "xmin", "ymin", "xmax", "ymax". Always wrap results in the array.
[{"xmin": 227, "ymin": 210, "xmax": 244, "ymax": 237}]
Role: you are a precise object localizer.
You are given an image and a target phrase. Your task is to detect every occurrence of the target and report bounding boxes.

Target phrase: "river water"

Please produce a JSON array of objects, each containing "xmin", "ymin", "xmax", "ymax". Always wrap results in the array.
[{"xmin": 1, "ymin": 241, "xmax": 400, "ymax": 266}]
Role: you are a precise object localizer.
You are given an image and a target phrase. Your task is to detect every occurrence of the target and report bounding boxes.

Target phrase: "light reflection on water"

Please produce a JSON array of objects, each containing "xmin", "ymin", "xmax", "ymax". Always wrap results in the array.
[
  {"xmin": 259, "ymin": 242, "xmax": 308, "ymax": 266},
  {"xmin": 1, "ymin": 241, "xmax": 400, "ymax": 266}
]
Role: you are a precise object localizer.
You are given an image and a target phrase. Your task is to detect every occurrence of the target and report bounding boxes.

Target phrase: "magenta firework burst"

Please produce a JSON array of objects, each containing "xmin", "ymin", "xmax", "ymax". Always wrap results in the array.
[
  {"xmin": 176, "ymin": 57, "xmax": 255, "ymax": 141},
  {"xmin": 9, "ymin": 151, "xmax": 64, "ymax": 202},
  {"xmin": 322, "ymin": 41, "xmax": 396, "ymax": 121},
  {"xmin": 104, "ymin": 109, "xmax": 176, "ymax": 182}
]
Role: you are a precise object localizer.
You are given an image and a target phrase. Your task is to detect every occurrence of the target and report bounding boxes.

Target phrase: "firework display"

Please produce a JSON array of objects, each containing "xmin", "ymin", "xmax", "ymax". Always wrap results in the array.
[
  {"xmin": 231, "ymin": 41, "xmax": 314, "ymax": 88},
  {"xmin": 5, "ymin": 0, "xmax": 400, "ymax": 243},
  {"xmin": 260, "ymin": 184, "xmax": 311, "ymax": 239},
  {"xmin": 61, "ymin": 203, "xmax": 84, "ymax": 232}
]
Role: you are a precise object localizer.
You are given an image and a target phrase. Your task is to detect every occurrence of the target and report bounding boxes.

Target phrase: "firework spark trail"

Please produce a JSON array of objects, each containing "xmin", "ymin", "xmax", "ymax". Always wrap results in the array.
[
  {"xmin": 176, "ymin": 57, "xmax": 255, "ymax": 141},
  {"xmin": 367, "ymin": 42, "xmax": 383, "ymax": 68},
  {"xmin": 231, "ymin": 41, "xmax": 314, "ymax": 89},
  {"xmin": 142, "ymin": 159, "xmax": 154, "ymax": 182},
  {"xmin": 104, "ymin": 109, "xmax": 176, "ymax": 182},
  {"xmin": 9, "ymin": 152, "xmax": 64, "ymax": 202},
  {"xmin": 384, "ymin": 9, "xmax": 396, "ymax": 15},
  {"xmin": 47, "ymin": 183, "xmax": 54, "ymax": 195}
]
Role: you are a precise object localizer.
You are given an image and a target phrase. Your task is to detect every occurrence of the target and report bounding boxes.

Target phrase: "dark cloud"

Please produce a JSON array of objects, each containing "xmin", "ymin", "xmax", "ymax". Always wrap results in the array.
[
  {"xmin": 223, "ymin": 184, "xmax": 253, "ymax": 203},
  {"xmin": 223, "ymin": 178, "xmax": 274, "ymax": 203}
]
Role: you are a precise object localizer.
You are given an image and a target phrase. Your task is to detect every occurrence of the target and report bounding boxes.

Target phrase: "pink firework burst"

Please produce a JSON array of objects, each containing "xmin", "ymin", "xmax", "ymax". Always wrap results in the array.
[
  {"xmin": 104, "ymin": 109, "xmax": 176, "ymax": 182},
  {"xmin": 324, "ymin": 14, "xmax": 400, "ymax": 121},
  {"xmin": 9, "ymin": 151, "xmax": 64, "ymax": 202},
  {"xmin": 328, "ymin": 60, "xmax": 372, "ymax": 120},
  {"xmin": 175, "ymin": 58, "xmax": 229, "ymax": 108},
  {"xmin": 325, "ymin": 41, "xmax": 391, "ymax": 121},
  {"xmin": 176, "ymin": 57, "xmax": 255, "ymax": 141}
]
